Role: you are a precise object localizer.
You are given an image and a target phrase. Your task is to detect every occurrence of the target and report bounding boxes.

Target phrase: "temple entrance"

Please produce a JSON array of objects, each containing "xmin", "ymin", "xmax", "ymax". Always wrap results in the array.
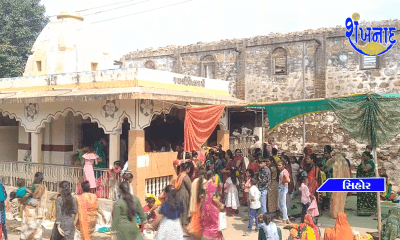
[
  {"xmin": 206, "ymin": 125, "xmax": 220, "ymax": 148},
  {"xmin": 120, "ymin": 118, "xmax": 130, "ymax": 167},
  {"xmin": 144, "ymin": 107, "xmax": 185, "ymax": 153},
  {"xmin": 81, "ymin": 122, "xmax": 109, "ymax": 168}
]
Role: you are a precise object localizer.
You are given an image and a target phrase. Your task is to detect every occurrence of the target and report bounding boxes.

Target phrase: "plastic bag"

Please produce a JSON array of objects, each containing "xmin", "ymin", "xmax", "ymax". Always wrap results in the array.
[{"xmin": 218, "ymin": 212, "xmax": 227, "ymax": 231}]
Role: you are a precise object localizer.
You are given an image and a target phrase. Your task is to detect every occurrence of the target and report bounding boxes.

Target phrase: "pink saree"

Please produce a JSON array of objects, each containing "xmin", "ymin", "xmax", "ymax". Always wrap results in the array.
[{"xmin": 200, "ymin": 181, "xmax": 223, "ymax": 240}]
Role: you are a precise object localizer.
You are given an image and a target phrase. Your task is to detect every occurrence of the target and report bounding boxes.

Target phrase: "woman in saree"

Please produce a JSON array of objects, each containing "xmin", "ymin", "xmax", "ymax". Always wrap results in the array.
[
  {"xmin": 234, "ymin": 149, "xmax": 246, "ymax": 207},
  {"xmin": 303, "ymin": 147, "xmax": 313, "ymax": 164},
  {"xmin": 20, "ymin": 172, "xmax": 47, "ymax": 240},
  {"xmin": 266, "ymin": 157, "xmax": 279, "ymax": 219},
  {"xmin": 303, "ymin": 156, "xmax": 321, "ymax": 197},
  {"xmin": 324, "ymin": 212, "xmax": 354, "ymax": 240},
  {"xmin": 191, "ymin": 151, "xmax": 203, "ymax": 178},
  {"xmin": 288, "ymin": 214, "xmax": 320, "ymax": 240},
  {"xmin": 175, "ymin": 162, "xmax": 192, "ymax": 235},
  {"xmin": 76, "ymin": 181, "xmax": 106, "ymax": 240},
  {"xmin": 330, "ymin": 153, "xmax": 350, "ymax": 219},
  {"xmin": 111, "ymin": 181, "xmax": 147, "ymax": 240},
  {"xmin": 200, "ymin": 170, "xmax": 224, "ymax": 240},
  {"xmin": 222, "ymin": 150, "xmax": 234, "ymax": 184},
  {"xmin": 321, "ymin": 145, "xmax": 334, "ymax": 211},
  {"xmin": 94, "ymin": 138, "xmax": 106, "ymax": 178},
  {"xmin": 356, "ymin": 152, "xmax": 377, "ymax": 216},
  {"xmin": 188, "ymin": 169, "xmax": 207, "ymax": 239}
]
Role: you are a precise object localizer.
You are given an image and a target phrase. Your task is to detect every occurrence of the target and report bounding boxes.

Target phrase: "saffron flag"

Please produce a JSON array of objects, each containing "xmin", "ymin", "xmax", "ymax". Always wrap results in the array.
[{"xmin": 184, "ymin": 105, "xmax": 225, "ymax": 152}]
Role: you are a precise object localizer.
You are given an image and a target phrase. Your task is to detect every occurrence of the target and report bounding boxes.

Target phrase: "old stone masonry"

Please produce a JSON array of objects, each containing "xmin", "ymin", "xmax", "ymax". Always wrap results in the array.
[{"xmin": 121, "ymin": 20, "xmax": 400, "ymax": 185}]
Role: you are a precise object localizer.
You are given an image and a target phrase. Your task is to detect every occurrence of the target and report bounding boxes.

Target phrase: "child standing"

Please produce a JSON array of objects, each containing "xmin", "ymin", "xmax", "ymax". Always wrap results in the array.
[
  {"xmin": 243, "ymin": 178, "xmax": 260, "ymax": 236},
  {"xmin": 300, "ymin": 177, "xmax": 314, "ymax": 223},
  {"xmin": 290, "ymin": 157, "xmax": 300, "ymax": 195},
  {"xmin": 277, "ymin": 161, "xmax": 291, "ymax": 225},
  {"xmin": 109, "ymin": 161, "xmax": 122, "ymax": 201},
  {"xmin": 243, "ymin": 169, "xmax": 254, "ymax": 207},
  {"xmin": 224, "ymin": 167, "xmax": 240, "ymax": 216}
]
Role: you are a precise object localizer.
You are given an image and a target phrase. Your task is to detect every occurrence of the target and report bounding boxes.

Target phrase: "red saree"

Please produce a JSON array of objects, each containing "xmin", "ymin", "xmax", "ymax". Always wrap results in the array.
[{"xmin": 306, "ymin": 165, "xmax": 320, "ymax": 196}]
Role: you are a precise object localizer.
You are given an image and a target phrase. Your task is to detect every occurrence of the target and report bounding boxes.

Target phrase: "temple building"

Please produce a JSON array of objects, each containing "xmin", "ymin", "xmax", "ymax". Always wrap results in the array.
[{"xmin": 0, "ymin": 11, "xmax": 240, "ymax": 203}]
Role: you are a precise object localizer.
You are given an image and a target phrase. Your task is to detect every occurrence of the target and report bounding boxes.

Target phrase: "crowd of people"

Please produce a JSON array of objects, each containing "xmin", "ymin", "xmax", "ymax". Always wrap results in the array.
[{"xmin": 0, "ymin": 139, "xmax": 389, "ymax": 240}]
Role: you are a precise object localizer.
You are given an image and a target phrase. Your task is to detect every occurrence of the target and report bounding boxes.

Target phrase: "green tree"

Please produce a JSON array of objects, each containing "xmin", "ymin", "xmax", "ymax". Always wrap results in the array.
[{"xmin": 0, "ymin": 0, "xmax": 49, "ymax": 78}]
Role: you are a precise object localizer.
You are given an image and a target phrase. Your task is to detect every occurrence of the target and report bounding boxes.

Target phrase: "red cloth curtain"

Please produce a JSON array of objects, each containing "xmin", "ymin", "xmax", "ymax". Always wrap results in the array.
[{"xmin": 184, "ymin": 105, "xmax": 225, "ymax": 152}]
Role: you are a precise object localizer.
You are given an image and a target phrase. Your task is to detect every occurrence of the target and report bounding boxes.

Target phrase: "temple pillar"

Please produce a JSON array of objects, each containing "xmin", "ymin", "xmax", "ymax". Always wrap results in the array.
[
  {"xmin": 109, "ymin": 133, "xmax": 120, "ymax": 169},
  {"xmin": 31, "ymin": 131, "xmax": 42, "ymax": 163},
  {"xmin": 128, "ymin": 130, "xmax": 146, "ymax": 204},
  {"xmin": 217, "ymin": 130, "xmax": 230, "ymax": 151}
]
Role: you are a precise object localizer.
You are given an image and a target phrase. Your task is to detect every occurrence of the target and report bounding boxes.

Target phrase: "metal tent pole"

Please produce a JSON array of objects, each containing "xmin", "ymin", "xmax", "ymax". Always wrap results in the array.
[
  {"xmin": 302, "ymin": 42, "xmax": 306, "ymax": 150},
  {"xmin": 373, "ymin": 149, "xmax": 382, "ymax": 240},
  {"xmin": 262, "ymin": 108, "xmax": 264, "ymax": 157}
]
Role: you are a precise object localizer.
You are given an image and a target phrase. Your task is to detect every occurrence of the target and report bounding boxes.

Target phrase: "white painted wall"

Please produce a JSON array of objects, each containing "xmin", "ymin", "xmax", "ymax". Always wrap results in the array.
[
  {"xmin": 0, "ymin": 126, "xmax": 18, "ymax": 162},
  {"xmin": 18, "ymin": 124, "xmax": 29, "ymax": 162},
  {"xmin": 42, "ymin": 115, "xmax": 67, "ymax": 165}
]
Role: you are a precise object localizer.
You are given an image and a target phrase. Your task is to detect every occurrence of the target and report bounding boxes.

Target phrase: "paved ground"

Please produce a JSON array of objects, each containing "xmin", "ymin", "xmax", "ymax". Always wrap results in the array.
[{"xmin": 5, "ymin": 194, "xmax": 381, "ymax": 239}]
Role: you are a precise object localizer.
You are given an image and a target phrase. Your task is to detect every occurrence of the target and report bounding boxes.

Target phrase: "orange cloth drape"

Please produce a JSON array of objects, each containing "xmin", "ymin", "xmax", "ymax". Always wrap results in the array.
[{"xmin": 184, "ymin": 105, "xmax": 225, "ymax": 152}]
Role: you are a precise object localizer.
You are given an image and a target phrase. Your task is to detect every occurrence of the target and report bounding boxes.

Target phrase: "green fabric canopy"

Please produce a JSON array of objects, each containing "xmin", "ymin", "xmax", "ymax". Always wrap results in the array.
[
  {"xmin": 248, "ymin": 99, "xmax": 332, "ymax": 131},
  {"xmin": 246, "ymin": 93, "xmax": 400, "ymax": 148}
]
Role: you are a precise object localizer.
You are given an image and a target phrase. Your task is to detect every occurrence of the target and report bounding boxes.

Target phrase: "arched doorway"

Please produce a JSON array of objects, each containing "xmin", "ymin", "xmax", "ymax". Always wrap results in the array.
[{"xmin": 144, "ymin": 107, "xmax": 185, "ymax": 153}]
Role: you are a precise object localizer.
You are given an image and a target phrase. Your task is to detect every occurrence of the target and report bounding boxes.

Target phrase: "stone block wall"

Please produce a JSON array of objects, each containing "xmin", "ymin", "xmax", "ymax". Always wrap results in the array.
[
  {"xmin": 266, "ymin": 111, "xmax": 400, "ymax": 185},
  {"xmin": 123, "ymin": 56, "xmax": 174, "ymax": 72},
  {"xmin": 326, "ymin": 35, "xmax": 400, "ymax": 97},
  {"xmin": 245, "ymin": 43, "xmax": 317, "ymax": 102},
  {"xmin": 121, "ymin": 20, "xmax": 400, "ymax": 185}
]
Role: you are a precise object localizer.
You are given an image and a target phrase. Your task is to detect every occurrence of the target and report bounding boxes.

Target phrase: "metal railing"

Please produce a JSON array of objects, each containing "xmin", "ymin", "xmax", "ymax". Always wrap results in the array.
[
  {"xmin": 0, "ymin": 161, "xmax": 116, "ymax": 200},
  {"xmin": 145, "ymin": 176, "xmax": 171, "ymax": 198},
  {"xmin": 229, "ymin": 136, "xmax": 256, "ymax": 158}
]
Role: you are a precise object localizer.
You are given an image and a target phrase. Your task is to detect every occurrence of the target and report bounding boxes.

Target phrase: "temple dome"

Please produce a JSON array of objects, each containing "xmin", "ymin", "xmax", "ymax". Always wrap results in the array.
[{"xmin": 23, "ymin": 11, "xmax": 113, "ymax": 76}]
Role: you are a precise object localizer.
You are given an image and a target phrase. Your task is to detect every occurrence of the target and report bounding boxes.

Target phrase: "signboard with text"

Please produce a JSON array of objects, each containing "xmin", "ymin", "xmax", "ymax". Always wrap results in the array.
[{"xmin": 317, "ymin": 178, "xmax": 385, "ymax": 192}]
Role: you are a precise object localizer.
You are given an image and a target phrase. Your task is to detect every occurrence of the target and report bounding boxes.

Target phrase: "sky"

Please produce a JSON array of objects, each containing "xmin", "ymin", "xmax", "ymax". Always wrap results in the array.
[{"xmin": 40, "ymin": 0, "xmax": 400, "ymax": 61}]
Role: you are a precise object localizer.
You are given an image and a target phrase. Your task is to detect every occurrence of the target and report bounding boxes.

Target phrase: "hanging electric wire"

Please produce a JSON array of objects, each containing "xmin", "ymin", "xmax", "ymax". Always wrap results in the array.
[
  {"xmin": 83, "ymin": 0, "xmax": 149, "ymax": 17},
  {"xmin": 75, "ymin": 0, "xmax": 139, "ymax": 13},
  {"xmin": 91, "ymin": 0, "xmax": 194, "ymax": 24}
]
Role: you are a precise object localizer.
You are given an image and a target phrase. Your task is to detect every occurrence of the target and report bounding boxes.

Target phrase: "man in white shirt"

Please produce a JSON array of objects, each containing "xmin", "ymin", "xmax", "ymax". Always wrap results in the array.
[
  {"xmin": 244, "ymin": 178, "xmax": 261, "ymax": 236},
  {"xmin": 250, "ymin": 136, "xmax": 262, "ymax": 150}
]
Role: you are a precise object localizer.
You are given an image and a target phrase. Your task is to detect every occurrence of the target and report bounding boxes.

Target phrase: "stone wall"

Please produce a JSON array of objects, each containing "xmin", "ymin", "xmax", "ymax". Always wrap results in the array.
[
  {"xmin": 245, "ymin": 43, "xmax": 317, "ymax": 102},
  {"xmin": 326, "ymin": 35, "xmax": 400, "ymax": 97},
  {"xmin": 121, "ymin": 19, "xmax": 400, "ymax": 185},
  {"xmin": 266, "ymin": 112, "xmax": 400, "ymax": 185},
  {"xmin": 124, "ymin": 56, "xmax": 174, "ymax": 72}
]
